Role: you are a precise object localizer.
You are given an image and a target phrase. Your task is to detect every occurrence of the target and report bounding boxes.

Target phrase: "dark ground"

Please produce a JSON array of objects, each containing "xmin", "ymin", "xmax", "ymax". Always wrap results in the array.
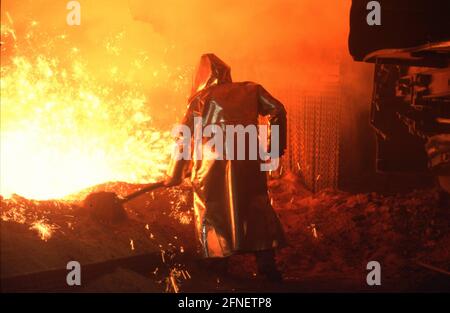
[{"xmin": 1, "ymin": 173, "xmax": 449, "ymax": 292}]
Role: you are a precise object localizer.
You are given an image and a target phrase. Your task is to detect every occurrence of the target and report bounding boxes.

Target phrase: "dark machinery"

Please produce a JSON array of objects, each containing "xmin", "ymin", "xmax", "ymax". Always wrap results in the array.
[{"xmin": 348, "ymin": 0, "xmax": 450, "ymax": 194}]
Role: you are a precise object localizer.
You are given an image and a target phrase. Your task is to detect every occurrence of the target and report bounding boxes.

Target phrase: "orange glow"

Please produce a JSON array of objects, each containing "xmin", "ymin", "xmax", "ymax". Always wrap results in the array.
[
  {"xmin": 0, "ymin": 21, "xmax": 176, "ymax": 199},
  {"xmin": 0, "ymin": 0, "xmax": 359, "ymax": 200}
]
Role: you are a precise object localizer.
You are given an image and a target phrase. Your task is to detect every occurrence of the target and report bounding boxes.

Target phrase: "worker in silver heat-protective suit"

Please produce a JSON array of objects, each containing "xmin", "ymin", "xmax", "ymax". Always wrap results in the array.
[{"xmin": 165, "ymin": 54, "xmax": 287, "ymax": 281}]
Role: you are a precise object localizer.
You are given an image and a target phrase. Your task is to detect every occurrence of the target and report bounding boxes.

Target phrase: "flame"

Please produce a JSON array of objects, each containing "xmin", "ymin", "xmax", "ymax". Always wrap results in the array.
[{"xmin": 0, "ymin": 21, "xmax": 177, "ymax": 200}]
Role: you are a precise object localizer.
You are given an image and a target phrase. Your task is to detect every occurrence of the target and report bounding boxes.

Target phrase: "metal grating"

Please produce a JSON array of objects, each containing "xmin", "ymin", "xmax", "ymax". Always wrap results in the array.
[{"xmin": 279, "ymin": 84, "xmax": 341, "ymax": 192}]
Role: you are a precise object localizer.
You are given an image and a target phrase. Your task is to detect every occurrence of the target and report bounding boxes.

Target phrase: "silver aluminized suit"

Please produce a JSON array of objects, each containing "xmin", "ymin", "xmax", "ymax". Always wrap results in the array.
[{"xmin": 167, "ymin": 54, "xmax": 287, "ymax": 258}]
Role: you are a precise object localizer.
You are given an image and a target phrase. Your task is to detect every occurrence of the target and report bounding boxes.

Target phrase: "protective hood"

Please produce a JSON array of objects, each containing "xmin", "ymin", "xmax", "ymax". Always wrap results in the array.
[{"xmin": 191, "ymin": 54, "xmax": 232, "ymax": 97}]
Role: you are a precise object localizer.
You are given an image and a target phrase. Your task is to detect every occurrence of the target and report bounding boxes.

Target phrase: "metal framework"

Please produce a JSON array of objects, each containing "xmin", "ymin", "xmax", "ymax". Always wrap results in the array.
[{"xmin": 280, "ymin": 84, "xmax": 341, "ymax": 192}]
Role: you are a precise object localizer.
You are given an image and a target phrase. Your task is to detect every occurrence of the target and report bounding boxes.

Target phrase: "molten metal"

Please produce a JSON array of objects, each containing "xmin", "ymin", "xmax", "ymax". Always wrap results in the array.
[{"xmin": 0, "ymin": 22, "xmax": 173, "ymax": 200}]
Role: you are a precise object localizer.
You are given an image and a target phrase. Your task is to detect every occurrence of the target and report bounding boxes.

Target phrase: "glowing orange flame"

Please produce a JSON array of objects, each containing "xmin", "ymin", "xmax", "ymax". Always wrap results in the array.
[
  {"xmin": 29, "ymin": 220, "xmax": 56, "ymax": 241},
  {"xmin": 1, "ymin": 22, "xmax": 177, "ymax": 200}
]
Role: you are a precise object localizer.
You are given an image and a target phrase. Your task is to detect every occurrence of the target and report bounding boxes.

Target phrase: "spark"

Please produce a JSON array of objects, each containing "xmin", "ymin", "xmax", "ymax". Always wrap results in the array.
[
  {"xmin": 310, "ymin": 224, "xmax": 318, "ymax": 239},
  {"xmin": 169, "ymin": 274, "xmax": 179, "ymax": 293},
  {"xmin": 29, "ymin": 220, "xmax": 56, "ymax": 241}
]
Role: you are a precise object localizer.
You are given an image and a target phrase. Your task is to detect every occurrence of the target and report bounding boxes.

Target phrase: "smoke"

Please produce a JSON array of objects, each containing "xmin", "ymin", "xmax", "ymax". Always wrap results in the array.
[
  {"xmin": 129, "ymin": 0, "xmax": 355, "ymax": 87},
  {"xmin": 1, "ymin": 0, "xmax": 370, "ymax": 113}
]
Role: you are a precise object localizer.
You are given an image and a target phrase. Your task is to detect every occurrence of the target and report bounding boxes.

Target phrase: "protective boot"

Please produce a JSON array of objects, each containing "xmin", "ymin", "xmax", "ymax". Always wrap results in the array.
[{"xmin": 255, "ymin": 249, "xmax": 283, "ymax": 282}]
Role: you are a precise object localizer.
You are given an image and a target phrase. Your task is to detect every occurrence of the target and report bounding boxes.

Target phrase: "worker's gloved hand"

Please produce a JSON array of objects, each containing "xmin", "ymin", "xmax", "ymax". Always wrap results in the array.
[{"xmin": 163, "ymin": 176, "xmax": 182, "ymax": 187}]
